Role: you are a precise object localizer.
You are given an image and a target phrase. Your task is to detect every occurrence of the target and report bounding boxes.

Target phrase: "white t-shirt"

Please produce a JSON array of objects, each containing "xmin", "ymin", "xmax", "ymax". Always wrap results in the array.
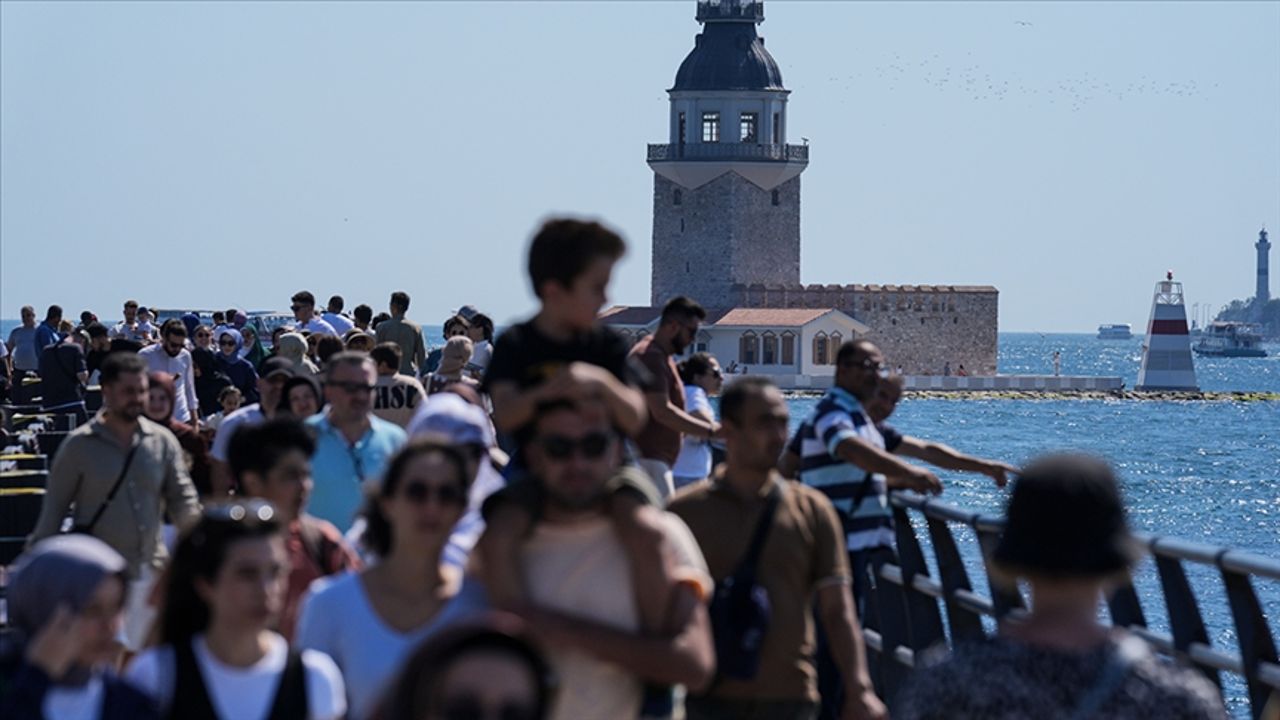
[
  {"xmin": 521, "ymin": 513, "xmax": 711, "ymax": 720},
  {"xmin": 322, "ymin": 313, "xmax": 354, "ymax": 335},
  {"xmin": 672, "ymin": 385, "xmax": 714, "ymax": 480},
  {"xmin": 43, "ymin": 675, "xmax": 104, "ymax": 720},
  {"xmin": 125, "ymin": 633, "xmax": 346, "ymax": 720},
  {"xmin": 210, "ymin": 403, "xmax": 266, "ymax": 462},
  {"xmin": 299, "ymin": 317, "xmax": 338, "ymax": 337},
  {"xmin": 466, "ymin": 339, "xmax": 493, "ymax": 375},
  {"xmin": 295, "ymin": 572, "xmax": 454, "ymax": 720}
]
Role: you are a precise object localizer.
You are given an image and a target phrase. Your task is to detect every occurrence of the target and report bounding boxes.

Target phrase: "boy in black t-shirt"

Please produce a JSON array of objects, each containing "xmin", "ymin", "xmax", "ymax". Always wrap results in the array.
[{"xmin": 478, "ymin": 218, "xmax": 678, "ymax": 651}]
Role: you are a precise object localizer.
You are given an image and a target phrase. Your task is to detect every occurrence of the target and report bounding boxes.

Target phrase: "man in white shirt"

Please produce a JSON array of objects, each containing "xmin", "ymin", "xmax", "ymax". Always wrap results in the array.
[
  {"xmin": 110, "ymin": 299, "xmax": 150, "ymax": 344},
  {"xmin": 290, "ymin": 291, "xmax": 338, "ymax": 336},
  {"xmin": 208, "ymin": 356, "xmax": 295, "ymax": 496},
  {"xmin": 322, "ymin": 295, "xmax": 355, "ymax": 336},
  {"xmin": 138, "ymin": 320, "xmax": 198, "ymax": 428}
]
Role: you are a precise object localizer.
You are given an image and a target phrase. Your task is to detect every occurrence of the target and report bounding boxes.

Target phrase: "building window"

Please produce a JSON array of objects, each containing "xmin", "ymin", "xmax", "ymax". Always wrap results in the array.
[
  {"xmin": 812, "ymin": 332, "xmax": 828, "ymax": 366},
  {"xmin": 702, "ymin": 112, "xmax": 720, "ymax": 143},
  {"xmin": 772, "ymin": 112, "xmax": 780, "ymax": 143},
  {"xmin": 678, "ymin": 112, "xmax": 686, "ymax": 144},
  {"xmin": 762, "ymin": 332, "xmax": 777, "ymax": 365},
  {"xmin": 739, "ymin": 331, "xmax": 758, "ymax": 365},
  {"xmin": 695, "ymin": 331, "xmax": 710, "ymax": 354},
  {"xmin": 781, "ymin": 332, "xmax": 795, "ymax": 365},
  {"xmin": 680, "ymin": 218, "xmax": 685, "ymax": 232},
  {"xmin": 673, "ymin": 189, "xmax": 682, "ymax": 205},
  {"xmin": 771, "ymin": 189, "xmax": 780, "ymax": 206},
  {"xmin": 830, "ymin": 333, "xmax": 842, "ymax": 363},
  {"xmin": 740, "ymin": 112, "xmax": 758, "ymax": 143}
]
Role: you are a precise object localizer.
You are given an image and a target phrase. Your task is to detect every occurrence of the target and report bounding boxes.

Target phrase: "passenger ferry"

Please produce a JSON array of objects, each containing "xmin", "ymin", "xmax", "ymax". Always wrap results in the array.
[
  {"xmin": 1096, "ymin": 323, "xmax": 1133, "ymax": 340},
  {"xmin": 1192, "ymin": 322, "xmax": 1268, "ymax": 358}
]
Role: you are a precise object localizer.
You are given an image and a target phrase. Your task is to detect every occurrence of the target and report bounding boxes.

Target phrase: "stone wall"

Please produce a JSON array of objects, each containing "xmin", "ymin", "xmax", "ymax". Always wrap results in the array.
[
  {"xmin": 731, "ymin": 282, "xmax": 999, "ymax": 375},
  {"xmin": 651, "ymin": 172, "xmax": 800, "ymax": 308}
]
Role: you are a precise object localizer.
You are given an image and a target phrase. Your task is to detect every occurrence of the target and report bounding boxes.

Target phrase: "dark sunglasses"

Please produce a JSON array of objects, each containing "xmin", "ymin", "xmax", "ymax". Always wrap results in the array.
[
  {"xmin": 441, "ymin": 696, "xmax": 537, "ymax": 720},
  {"xmin": 196, "ymin": 332, "xmax": 212, "ymax": 339},
  {"xmin": 218, "ymin": 339, "xmax": 237, "ymax": 347},
  {"xmin": 401, "ymin": 481, "xmax": 466, "ymax": 506},
  {"xmin": 330, "ymin": 381, "xmax": 375, "ymax": 394},
  {"xmin": 842, "ymin": 358, "xmax": 886, "ymax": 373},
  {"xmin": 290, "ymin": 304, "xmax": 309, "ymax": 311},
  {"xmin": 538, "ymin": 432, "xmax": 613, "ymax": 460},
  {"xmin": 709, "ymin": 368, "xmax": 723, "ymax": 379}
]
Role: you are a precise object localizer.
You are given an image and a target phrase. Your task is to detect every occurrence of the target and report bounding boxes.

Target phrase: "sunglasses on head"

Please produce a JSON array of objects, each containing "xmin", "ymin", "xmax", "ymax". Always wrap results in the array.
[
  {"xmin": 401, "ymin": 481, "xmax": 466, "ymax": 506},
  {"xmin": 538, "ymin": 432, "xmax": 613, "ymax": 460}
]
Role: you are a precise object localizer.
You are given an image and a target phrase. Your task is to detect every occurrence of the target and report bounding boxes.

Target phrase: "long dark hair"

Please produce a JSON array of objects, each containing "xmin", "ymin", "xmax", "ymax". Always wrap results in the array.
[
  {"xmin": 678, "ymin": 352, "xmax": 716, "ymax": 385},
  {"xmin": 157, "ymin": 501, "xmax": 282, "ymax": 646},
  {"xmin": 360, "ymin": 439, "xmax": 472, "ymax": 557}
]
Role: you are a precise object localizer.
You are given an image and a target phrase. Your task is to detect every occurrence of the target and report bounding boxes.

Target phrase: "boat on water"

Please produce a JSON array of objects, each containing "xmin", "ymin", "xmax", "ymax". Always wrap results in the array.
[
  {"xmin": 1192, "ymin": 321, "xmax": 1268, "ymax": 358},
  {"xmin": 1097, "ymin": 323, "xmax": 1133, "ymax": 340}
]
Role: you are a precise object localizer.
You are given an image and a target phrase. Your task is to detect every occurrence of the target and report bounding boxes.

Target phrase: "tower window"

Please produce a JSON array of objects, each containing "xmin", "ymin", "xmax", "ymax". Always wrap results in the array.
[
  {"xmin": 771, "ymin": 190, "xmax": 780, "ymax": 206},
  {"xmin": 772, "ymin": 112, "xmax": 780, "ymax": 143},
  {"xmin": 680, "ymin": 218, "xmax": 685, "ymax": 232},
  {"xmin": 740, "ymin": 112, "xmax": 758, "ymax": 143},
  {"xmin": 673, "ymin": 189, "xmax": 682, "ymax": 205},
  {"xmin": 678, "ymin": 112, "xmax": 686, "ymax": 144},
  {"xmin": 702, "ymin": 112, "xmax": 720, "ymax": 143}
]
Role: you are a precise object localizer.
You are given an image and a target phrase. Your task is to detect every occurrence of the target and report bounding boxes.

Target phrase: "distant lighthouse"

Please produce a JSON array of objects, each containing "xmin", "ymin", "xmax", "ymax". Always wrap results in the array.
[
  {"xmin": 1136, "ymin": 271, "xmax": 1199, "ymax": 392},
  {"xmin": 1256, "ymin": 227, "xmax": 1271, "ymax": 306}
]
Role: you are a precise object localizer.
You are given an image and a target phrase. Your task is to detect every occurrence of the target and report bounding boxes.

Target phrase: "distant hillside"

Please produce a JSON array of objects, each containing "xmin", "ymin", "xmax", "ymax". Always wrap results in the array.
[{"xmin": 1216, "ymin": 297, "xmax": 1280, "ymax": 339}]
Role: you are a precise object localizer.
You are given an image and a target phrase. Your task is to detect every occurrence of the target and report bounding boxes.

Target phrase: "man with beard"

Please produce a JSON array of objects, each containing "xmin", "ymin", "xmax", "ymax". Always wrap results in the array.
[
  {"xmin": 137, "ymin": 319, "xmax": 199, "ymax": 428},
  {"xmin": 474, "ymin": 397, "xmax": 714, "ymax": 720},
  {"xmin": 29, "ymin": 352, "xmax": 201, "ymax": 653},
  {"xmin": 628, "ymin": 296, "xmax": 718, "ymax": 501}
]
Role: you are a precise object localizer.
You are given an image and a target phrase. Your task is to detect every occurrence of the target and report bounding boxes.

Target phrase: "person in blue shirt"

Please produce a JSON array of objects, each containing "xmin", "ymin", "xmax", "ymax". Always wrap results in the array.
[
  {"xmin": 35, "ymin": 304, "xmax": 65, "ymax": 352},
  {"xmin": 306, "ymin": 352, "xmax": 407, "ymax": 530}
]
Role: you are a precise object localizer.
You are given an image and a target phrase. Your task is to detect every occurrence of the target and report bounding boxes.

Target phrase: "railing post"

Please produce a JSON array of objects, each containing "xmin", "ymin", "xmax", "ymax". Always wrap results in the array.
[
  {"xmin": 1219, "ymin": 566, "xmax": 1279, "ymax": 719},
  {"xmin": 924, "ymin": 516, "xmax": 986, "ymax": 642},
  {"xmin": 974, "ymin": 521, "xmax": 1025, "ymax": 619},
  {"xmin": 1153, "ymin": 554, "xmax": 1222, "ymax": 691},
  {"xmin": 892, "ymin": 506, "xmax": 946, "ymax": 652}
]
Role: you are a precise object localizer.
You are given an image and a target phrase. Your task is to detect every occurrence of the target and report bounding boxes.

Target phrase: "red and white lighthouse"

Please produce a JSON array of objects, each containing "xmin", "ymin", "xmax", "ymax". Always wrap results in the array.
[{"xmin": 1136, "ymin": 271, "xmax": 1199, "ymax": 391}]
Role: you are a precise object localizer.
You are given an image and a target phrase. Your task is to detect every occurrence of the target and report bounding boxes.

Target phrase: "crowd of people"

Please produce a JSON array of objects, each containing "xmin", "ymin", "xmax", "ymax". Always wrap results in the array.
[{"xmin": 0, "ymin": 218, "xmax": 1237, "ymax": 720}]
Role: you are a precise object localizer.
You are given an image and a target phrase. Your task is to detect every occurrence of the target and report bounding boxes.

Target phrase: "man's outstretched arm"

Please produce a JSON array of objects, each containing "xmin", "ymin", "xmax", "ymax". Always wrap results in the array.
[{"xmin": 894, "ymin": 436, "xmax": 1017, "ymax": 487}]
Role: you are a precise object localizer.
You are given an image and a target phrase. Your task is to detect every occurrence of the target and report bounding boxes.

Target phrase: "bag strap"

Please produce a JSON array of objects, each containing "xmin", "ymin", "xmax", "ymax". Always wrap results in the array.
[
  {"xmin": 1066, "ymin": 637, "xmax": 1139, "ymax": 720},
  {"xmin": 733, "ymin": 482, "xmax": 781, "ymax": 583},
  {"xmin": 82, "ymin": 441, "xmax": 140, "ymax": 534}
]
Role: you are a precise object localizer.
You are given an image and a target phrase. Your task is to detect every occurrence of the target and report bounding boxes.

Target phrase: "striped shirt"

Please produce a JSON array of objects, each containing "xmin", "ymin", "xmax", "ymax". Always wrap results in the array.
[{"xmin": 792, "ymin": 386, "xmax": 894, "ymax": 552}]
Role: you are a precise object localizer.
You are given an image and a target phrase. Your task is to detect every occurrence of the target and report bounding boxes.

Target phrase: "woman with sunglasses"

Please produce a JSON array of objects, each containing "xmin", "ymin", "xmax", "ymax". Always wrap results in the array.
[
  {"xmin": 126, "ymin": 501, "xmax": 347, "ymax": 720},
  {"xmin": 296, "ymin": 439, "xmax": 473, "ymax": 720},
  {"xmin": 672, "ymin": 352, "xmax": 724, "ymax": 490},
  {"xmin": 215, "ymin": 328, "xmax": 261, "ymax": 406}
]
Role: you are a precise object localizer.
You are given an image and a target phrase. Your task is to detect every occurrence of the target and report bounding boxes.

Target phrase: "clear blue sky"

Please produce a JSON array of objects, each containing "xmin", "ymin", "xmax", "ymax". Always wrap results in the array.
[{"xmin": 2, "ymin": 1, "xmax": 1277, "ymax": 332}]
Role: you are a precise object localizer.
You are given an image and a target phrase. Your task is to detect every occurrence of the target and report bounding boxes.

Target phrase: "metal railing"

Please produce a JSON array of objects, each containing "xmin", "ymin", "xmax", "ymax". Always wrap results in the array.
[
  {"xmin": 862, "ymin": 490, "xmax": 1280, "ymax": 719},
  {"xmin": 647, "ymin": 142, "xmax": 809, "ymax": 163}
]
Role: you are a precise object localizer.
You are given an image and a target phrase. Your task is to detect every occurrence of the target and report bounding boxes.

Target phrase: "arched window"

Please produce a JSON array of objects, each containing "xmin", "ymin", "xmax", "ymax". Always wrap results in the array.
[
  {"xmin": 761, "ymin": 332, "xmax": 777, "ymax": 365},
  {"xmin": 739, "ymin": 331, "xmax": 759, "ymax": 365},
  {"xmin": 829, "ymin": 333, "xmax": 843, "ymax": 364},
  {"xmin": 780, "ymin": 332, "xmax": 796, "ymax": 365},
  {"xmin": 812, "ymin": 332, "xmax": 828, "ymax": 366}
]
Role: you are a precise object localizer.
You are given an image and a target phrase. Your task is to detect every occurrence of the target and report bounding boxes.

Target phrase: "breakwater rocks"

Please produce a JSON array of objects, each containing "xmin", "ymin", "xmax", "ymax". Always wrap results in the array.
[{"xmin": 782, "ymin": 390, "xmax": 1280, "ymax": 402}]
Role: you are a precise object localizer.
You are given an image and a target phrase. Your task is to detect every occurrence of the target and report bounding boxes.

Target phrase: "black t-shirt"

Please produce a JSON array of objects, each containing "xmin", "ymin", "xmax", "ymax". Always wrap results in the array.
[
  {"xmin": 38, "ymin": 342, "xmax": 87, "ymax": 407},
  {"xmin": 877, "ymin": 421, "xmax": 904, "ymax": 453},
  {"xmin": 481, "ymin": 319, "xmax": 640, "ymax": 393},
  {"xmin": 87, "ymin": 338, "xmax": 143, "ymax": 376}
]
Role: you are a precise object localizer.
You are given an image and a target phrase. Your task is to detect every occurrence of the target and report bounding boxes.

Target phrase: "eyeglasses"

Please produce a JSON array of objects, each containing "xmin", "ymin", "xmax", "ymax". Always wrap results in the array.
[
  {"xmin": 538, "ymin": 432, "xmax": 613, "ymax": 460},
  {"xmin": 401, "ymin": 481, "xmax": 466, "ymax": 506},
  {"xmin": 196, "ymin": 332, "xmax": 212, "ymax": 339},
  {"xmin": 709, "ymin": 369, "xmax": 723, "ymax": 379},
  {"xmin": 441, "ymin": 696, "xmax": 537, "ymax": 720},
  {"xmin": 842, "ymin": 358, "xmax": 887, "ymax": 374},
  {"xmin": 330, "ymin": 381, "xmax": 375, "ymax": 394},
  {"xmin": 218, "ymin": 339, "xmax": 237, "ymax": 347},
  {"xmin": 290, "ymin": 304, "xmax": 309, "ymax": 312}
]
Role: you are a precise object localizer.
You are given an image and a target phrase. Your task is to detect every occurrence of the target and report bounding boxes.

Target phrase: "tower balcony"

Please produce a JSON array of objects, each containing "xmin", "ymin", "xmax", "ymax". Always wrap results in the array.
[
  {"xmin": 696, "ymin": 0, "xmax": 764, "ymax": 23},
  {"xmin": 647, "ymin": 142, "xmax": 808, "ymax": 163}
]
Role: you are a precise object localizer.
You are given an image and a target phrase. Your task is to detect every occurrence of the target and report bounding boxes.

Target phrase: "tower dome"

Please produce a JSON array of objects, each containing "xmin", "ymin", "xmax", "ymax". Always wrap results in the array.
[{"xmin": 672, "ymin": 21, "xmax": 784, "ymax": 92}]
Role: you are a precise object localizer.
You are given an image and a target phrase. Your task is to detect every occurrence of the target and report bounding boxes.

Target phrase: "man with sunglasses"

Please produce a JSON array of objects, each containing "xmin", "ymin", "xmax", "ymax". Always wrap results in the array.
[
  {"xmin": 229, "ymin": 417, "xmax": 362, "ymax": 641},
  {"xmin": 629, "ymin": 296, "xmax": 718, "ymax": 501},
  {"xmin": 786, "ymin": 340, "xmax": 939, "ymax": 720},
  {"xmin": 306, "ymin": 352, "xmax": 407, "ymax": 531},
  {"xmin": 138, "ymin": 319, "xmax": 199, "ymax": 429},
  {"xmin": 487, "ymin": 397, "xmax": 714, "ymax": 720},
  {"xmin": 290, "ymin": 290, "xmax": 338, "ymax": 337}
]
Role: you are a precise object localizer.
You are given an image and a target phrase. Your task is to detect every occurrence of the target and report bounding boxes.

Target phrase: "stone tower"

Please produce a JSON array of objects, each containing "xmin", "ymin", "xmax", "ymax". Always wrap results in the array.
[
  {"xmin": 1256, "ymin": 227, "xmax": 1271, "ymax": 305},
  {"xmin": 648, "ymin": 0, "xmax": 809, "ymax": 308}
]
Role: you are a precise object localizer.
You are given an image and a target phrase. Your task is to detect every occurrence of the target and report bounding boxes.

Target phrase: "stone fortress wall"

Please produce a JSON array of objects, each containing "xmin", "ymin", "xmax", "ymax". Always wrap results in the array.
[{"xmin": 730, "ymin": 282, "xmax": 999, "ymax": 375}]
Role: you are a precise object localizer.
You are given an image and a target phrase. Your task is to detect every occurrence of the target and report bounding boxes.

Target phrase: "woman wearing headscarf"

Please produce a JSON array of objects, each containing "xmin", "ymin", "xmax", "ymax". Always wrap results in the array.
[
  {"xmin": 214, "ymin": 328, "xmax": 259, "ymax": 405},
  {"xmin": 179, "ymin": 312, "xmax": 200, "ymax": 340},
  {"xmin": 275, "ymin": 332, "xmax": 321, "ymax": 377},
  {"xmin": 145, "ymin": 371, "xmax": 214, "ymax": 498},
  {"xmin": 191, "ymin": 345, "xmax": 232, "ymax": 419},
  {"xmin": 0, "ymin": 535, "xmax": 160, "ymax": 719},
  {"xmin": 278, "ymin": 374, "xmax": 324, "ymax": 419},
  {"xmin": 239, "ymin": 325, "xmax": 269, "ymax": 371}
]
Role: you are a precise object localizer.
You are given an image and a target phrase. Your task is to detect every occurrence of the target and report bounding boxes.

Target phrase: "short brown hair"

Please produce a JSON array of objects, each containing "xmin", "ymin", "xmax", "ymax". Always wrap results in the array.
[{"xmin": 527, "ymin": 218, "xmax": 625, "ymax": 298}]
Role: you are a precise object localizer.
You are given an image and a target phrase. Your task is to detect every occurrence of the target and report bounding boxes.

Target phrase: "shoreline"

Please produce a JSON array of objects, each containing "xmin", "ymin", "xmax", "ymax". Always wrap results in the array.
[{"xmin": 782, "ymin": 389, "xmax": 1280, "ymax": 402}]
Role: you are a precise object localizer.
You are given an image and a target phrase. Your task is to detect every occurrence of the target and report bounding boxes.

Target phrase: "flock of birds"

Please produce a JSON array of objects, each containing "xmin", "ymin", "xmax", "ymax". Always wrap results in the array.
[{"xmin": 791, "ymin": 24, "xmax": 1218, "ymax": 114}]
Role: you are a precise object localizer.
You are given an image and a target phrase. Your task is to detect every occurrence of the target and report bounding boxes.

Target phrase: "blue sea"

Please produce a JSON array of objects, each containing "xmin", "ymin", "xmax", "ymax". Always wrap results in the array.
[{"xmin": 5, "ymin": 323, "xmax": 1276, "ymax": 713}]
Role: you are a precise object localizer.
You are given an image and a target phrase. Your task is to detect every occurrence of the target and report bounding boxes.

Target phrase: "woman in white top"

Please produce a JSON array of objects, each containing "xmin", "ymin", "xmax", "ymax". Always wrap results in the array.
[
  {"xmin": 295, "ymin": 439, "xmax": 473, "ymax": 720},
  {"xmin": 126, "ymin": 501, "xmax": 347, "ymax": 720},
  {"xmin": 671, "ymin": 352, "xmax": 724, "ymax": 490}
]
